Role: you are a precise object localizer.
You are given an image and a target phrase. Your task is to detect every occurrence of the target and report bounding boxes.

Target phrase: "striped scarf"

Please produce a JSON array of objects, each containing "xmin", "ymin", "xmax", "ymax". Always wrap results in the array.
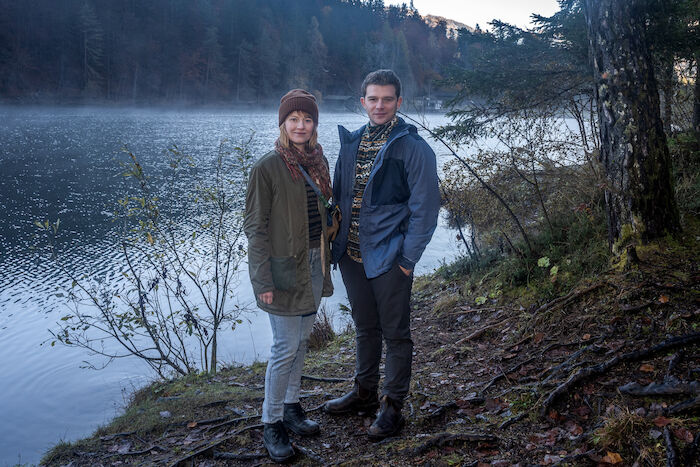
[{"xmin": 346, "ymin": 116, "xmax": 398, "ymax": 262}]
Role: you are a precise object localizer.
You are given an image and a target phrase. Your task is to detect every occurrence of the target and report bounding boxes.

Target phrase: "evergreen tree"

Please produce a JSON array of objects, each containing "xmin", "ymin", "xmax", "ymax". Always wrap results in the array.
[{"xmin": 78, "ymin": 1, "xmax": 104, "ymax": 95}]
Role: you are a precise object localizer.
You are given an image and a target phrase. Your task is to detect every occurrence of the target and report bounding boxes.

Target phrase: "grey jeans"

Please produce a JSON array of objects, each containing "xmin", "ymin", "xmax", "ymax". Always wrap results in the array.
[
  {"xmin": 339, "ymin": 254, "xmax": 413, "ymax": 404},
  {"xmin": 261, "ymin": 247, "xmax": 323, "ymax": 424}
]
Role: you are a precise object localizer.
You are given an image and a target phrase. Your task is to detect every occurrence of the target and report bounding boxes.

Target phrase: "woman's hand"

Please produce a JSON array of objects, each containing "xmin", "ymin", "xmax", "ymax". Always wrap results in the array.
[{"xmin": 258, "ymin": 291, "xmax": 274, "ymax": 304}]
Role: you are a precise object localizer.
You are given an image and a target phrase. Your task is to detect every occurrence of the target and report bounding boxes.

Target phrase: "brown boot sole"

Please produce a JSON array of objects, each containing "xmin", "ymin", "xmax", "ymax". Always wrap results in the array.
[{"xmin": 367, "ymin": 416, "xmax": 406, "ymax": 441}]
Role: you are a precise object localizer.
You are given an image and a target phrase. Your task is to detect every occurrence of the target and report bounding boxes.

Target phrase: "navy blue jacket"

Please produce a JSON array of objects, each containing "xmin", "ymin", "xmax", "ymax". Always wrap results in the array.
[{"xmin": 331, "ymin": 117, "xmax": 440, "ymax": 279}]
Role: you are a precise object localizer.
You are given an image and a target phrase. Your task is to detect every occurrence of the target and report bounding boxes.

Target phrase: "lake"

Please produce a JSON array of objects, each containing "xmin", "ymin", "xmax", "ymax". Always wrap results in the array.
[{"xmin": 0, "ymin": 107, "xmax": 464, "ymax": 465}]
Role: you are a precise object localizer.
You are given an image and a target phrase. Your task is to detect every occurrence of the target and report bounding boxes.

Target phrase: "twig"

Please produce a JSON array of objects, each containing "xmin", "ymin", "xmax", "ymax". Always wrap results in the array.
[
  {"xmin": 407, "ymin": 432, "xmax": 497, "ymax": 456},
  {"xmin": 168, "ymin": 423, "xmax": 264, "ymax": 467},
  {"xmin": 667, "ymin": 351, "xmax": 683, "ymax": 377},
  {"xmin": 305, "ymin": 401, "xmax": 327, "ymax": 413},
  {"xmin": 482, "ymin": 357, "xmax": 536, "ymax": 393},
  {"xmin": 301, "ymin": 374, "xmax": 351, "ymax": 383},
  {"xmin": 664, "ymin": 426, "xmax": 679, "ymax": 467},
  {"xmin": 99, "ymin": 431, "xmax": 136, "ymax": 441},
  {"xmin": 213, "ymin": 451, "xmax": 267, "ymax": 460},
  {"xmin": 456, "ymin": 317, "xmax": 512, "ymax": 345},
  {"xmin": 539, "ymin": 332, "xmax": 700, "ymax": 416},
  {"xmin": 534, "ymin": 282, "xmax": 608, "ymax": 315},
  {"xmin": 293, "ymin": 443, "xmax": 325, "ymax": 464},
  {"xmin": 121, "ymin": 445, "xmax": 167, "ymax": 456},
  {"xmin": 540, "ymin": 340, "xmax": 581, "ymax": 356},
  {"xmin": 203, "ymin": 414, "xmax": 261, "ymax": 432}
]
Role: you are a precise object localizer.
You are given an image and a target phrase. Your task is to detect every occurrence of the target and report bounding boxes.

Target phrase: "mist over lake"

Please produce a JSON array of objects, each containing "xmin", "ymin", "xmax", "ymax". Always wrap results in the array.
[{"xmin": 0, "ymin": 106, "xmax": 462, "ymax": 465}]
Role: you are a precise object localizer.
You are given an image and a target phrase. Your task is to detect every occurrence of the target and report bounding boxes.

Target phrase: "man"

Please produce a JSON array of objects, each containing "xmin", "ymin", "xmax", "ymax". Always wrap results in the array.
[{"xmin": 324, "ymin": 69, "xmax": 440, "ymax": 439}]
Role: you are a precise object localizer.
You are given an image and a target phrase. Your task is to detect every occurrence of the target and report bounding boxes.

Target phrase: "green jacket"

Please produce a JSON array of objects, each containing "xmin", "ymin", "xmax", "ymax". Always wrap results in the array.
[{"xmin": 244, "ymin": 150, "xmax": 333, "ymax": 315}]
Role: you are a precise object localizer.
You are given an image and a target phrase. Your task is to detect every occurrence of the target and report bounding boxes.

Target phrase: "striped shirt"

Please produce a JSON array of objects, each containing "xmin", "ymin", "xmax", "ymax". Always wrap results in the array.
[{"xmin": 306, "ymin": 181, "xmax": 322, "ymax": 248}]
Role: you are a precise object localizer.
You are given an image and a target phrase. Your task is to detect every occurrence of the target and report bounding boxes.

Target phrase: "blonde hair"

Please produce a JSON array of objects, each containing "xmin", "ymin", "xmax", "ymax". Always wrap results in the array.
[{"xmin": 278, "ymin": 111, "xmax": 318, "ymax": 151}]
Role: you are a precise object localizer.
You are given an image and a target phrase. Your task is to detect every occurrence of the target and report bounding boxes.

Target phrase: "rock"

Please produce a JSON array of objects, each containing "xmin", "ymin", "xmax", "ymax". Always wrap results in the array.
[{"xmin": 159, "ymin": 410, "xmax": 171, "ymax": 418}]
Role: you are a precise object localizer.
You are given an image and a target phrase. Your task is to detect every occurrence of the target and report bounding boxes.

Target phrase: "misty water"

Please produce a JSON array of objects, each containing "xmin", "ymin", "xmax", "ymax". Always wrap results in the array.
[{"xmin": 0, "ymin": 107, "xmax": 465, "ymax": 465}]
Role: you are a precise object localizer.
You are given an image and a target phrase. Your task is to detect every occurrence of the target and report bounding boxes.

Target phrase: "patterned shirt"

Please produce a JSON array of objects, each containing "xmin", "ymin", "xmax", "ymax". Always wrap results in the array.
[{"xmin": 346, "ymin": 117, "xmax": 398, "ymax": 262}]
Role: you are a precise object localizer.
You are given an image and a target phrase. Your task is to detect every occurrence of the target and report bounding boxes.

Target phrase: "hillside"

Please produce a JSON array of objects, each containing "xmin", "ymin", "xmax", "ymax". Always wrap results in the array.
[{"xmin": 42, "ymin": 217, "xmax": 700, "ymax": 466}]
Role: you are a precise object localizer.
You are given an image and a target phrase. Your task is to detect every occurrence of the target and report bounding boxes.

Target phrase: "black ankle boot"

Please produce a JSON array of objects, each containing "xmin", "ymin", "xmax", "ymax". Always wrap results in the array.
[
  {"xmin": 263, "ymin": 421, "xmax": 294, "ymax": 463},
  {"xmin": 283, "ymin": 402, "xmax": 320, "ymax": 436},
  {"xmin": 324, "ymin": 380, "xmax": 379, "ymax": 415},
  {"xmin": 368, "ymin": 395, "xmax": 405, "ymax": 440}
]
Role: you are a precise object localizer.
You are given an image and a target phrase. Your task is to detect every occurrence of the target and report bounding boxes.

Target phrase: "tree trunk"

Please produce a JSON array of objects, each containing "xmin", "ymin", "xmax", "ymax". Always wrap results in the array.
[
  {"xmin": 583, "ymin": 0, "xmax": 680, "ymax": 252},
  {"xmin": 693, "ymin": 56, "xmax": 700, "ymax": 135}
]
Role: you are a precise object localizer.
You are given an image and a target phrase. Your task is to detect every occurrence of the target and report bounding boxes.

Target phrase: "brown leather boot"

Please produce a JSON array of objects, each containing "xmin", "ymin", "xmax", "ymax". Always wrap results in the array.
[
  {"xmin": 368, "ymin": 395, "xmax": 405, "ymax": 440},
  {"xmin": 324, "ymin": 380, "xmax": 379, "ymax": 415}
]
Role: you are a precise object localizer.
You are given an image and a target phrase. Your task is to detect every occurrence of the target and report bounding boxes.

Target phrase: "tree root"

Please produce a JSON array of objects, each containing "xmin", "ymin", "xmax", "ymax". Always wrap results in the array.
[
  {"xmin": 293, "ymin": 443, "xmax": 325, "ymax": 464},
  {"xmin": 664, "ymin": 426, "xmax": 679, "ymax": 467},
  {"xmin": 482, "ymin": 357, "xmax": 536, "ymax": 392},
  {"xmin": 618, "ymin": 380, "xmax": 700, "ymax": 396},
  {"xmin": 301, "ymin": 374, "xmax": 351, "ymax": 383},
  {"xmin": 539, "ymin": 345, "xmax": 604, "ymax": 385},
  {"xmin": 406, "ymin": 432, "xmax": 497, "ymax": 456},
  {"xmin": 498, "ymin": 412, "xmax": 526, "ymax": 429},
  {"xmin": 539, "ymin": 332, "xmax": 700, "ymax": 417},
  {"xmin": 456, "ymin": 317, "xmax": 512, "ymax": 345},
  {"xmin": 167, "ymin": 423, "xmax": 263, "ymax": 467},
  {"xmin": 665, "ymin": 395, "xmax": 700, "ymax": 415}
]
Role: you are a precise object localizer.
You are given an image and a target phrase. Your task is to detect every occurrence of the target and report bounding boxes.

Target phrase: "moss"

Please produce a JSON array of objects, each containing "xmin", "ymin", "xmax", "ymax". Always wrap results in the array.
[
  {"xmin": 432, "ymin": 293, "xmax": 460, "ymax": 316},
  {"xmin": 41, "ymin": 438, "xmax": 102, "ymax": 466}
]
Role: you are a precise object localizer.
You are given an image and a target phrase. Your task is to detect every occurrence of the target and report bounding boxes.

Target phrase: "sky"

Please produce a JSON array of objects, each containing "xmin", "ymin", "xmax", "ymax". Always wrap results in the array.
[{"xmin": 384, "ymin": 0, "xmax": 561, "ymax": 30}]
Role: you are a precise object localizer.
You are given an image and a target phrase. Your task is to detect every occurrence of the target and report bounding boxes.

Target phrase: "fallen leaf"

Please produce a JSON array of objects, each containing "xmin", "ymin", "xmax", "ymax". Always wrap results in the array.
[
  {"xmin": 187, "ymin": 421, "xmax": 198, "ymax": 428},
  {"xmin": 572, "ymin": 405, "xmax": 591, "ymax": 418},
  {"xmin": 533, "ymin": 332, "xmax": 545, "ymax": 344},
  {"xmin": 659, "ymin": 295, "xmax": 670, "ymax": 303},
  {"xmin": 582, "ymin": 333, "xmax": 591, "ymax": 340},
  {"xmin": 639, "ymin": 363, "xmax": 655, "ymax": 372},
  {"xmin": 485, "ymin": 398, "xmax": 507, "ymax": 412},
  {"xmin": 564, "ymin": 420, "xmax": 583, "ymax": 436},
  {"xmin": 602, "ymin": 451, "xmax": 623, "ymax": 464},
  {"xmin": 673, "ymin": 427, "xmax": 694, "ymax": 443},
  {"xmin": 653, "ymin": 415, "xmax": 672, "ymax": 427}
]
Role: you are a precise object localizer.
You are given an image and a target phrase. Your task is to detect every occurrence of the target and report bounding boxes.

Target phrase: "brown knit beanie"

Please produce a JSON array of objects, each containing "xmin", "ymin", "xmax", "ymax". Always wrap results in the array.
[{"xmin": 278, "ymin": 89, "xmax": 318, "ymax": 126}]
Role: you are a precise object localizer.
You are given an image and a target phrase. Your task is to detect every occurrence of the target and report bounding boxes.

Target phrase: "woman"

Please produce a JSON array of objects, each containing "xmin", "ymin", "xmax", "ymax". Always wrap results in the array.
[{"xmin": 244, "ymin": 89, "xmax": 333, "ymax": 463}]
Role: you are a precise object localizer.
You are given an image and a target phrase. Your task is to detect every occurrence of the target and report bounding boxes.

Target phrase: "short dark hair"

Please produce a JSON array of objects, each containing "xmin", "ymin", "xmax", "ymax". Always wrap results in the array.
[{"xmin": 361, "ymin": 69, "xmax": 401, "ymax": 98}]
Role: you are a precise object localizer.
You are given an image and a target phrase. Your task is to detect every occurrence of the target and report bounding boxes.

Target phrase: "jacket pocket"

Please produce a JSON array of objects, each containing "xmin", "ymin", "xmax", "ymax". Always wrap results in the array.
[{"xmin": 270, "ymin": 256, "xmax": 296, "ymax": 291}]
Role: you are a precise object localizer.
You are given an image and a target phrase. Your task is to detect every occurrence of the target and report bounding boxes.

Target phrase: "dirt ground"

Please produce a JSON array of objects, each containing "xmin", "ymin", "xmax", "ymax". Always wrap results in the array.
[{"xmin": 43, "ymin": 236, "xmax": 699, "ymax": 466}]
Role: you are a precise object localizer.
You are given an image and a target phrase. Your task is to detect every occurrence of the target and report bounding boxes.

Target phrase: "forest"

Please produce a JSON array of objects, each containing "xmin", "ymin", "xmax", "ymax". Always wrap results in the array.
[
  {"xmin": 0, "ymin": 0, "xmax": 459, "ymax": 103},
  {"xmin": 15, "ymin": 0, "xmax": 700, "ymax": 464}
]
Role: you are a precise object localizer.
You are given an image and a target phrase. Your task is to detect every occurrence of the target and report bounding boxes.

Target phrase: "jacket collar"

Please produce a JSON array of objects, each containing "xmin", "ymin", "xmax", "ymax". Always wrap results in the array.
[{"xmin": 338, "ymin": 116, "xmax": 413, "ymax": 145}]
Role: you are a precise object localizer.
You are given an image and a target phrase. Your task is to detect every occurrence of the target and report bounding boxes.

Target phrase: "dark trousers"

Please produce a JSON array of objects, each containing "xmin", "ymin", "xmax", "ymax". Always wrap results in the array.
[{"xmin": 339, "ymin": 254, "xmax": 414, "ymax": 403}]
